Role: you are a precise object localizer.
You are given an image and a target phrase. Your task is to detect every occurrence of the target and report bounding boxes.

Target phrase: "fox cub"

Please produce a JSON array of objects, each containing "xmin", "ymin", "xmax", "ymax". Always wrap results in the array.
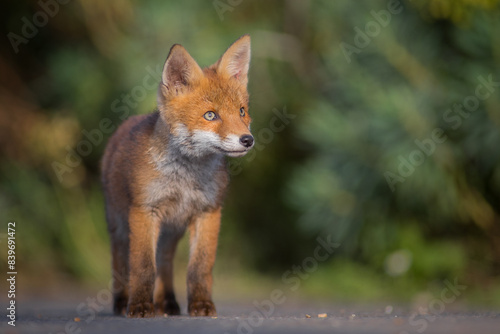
[{"xmin": 101, "ymin": 36, "xmax": 253, "ymax": 317}]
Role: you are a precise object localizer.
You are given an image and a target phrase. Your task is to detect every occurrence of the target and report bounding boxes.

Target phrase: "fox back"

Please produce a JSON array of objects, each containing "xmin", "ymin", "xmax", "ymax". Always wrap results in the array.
[{"xmin": 101, "ymin": 35, "xmax": 253, "ymax": 318}]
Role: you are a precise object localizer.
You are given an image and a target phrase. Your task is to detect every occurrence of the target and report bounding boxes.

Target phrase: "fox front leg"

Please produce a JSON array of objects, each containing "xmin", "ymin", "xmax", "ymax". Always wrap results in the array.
[
  {"xmin": 187, "ymin": 208, "xmax": 221, "ymax": 316},
  {"xmin": 127, "ymin": 207, "xmax": 160, "ymax": 318}
]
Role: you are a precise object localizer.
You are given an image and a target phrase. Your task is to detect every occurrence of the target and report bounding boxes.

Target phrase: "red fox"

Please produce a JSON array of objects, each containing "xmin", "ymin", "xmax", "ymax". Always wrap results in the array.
[{"xmin": 101, "ymin": 35, "xmax": 253, "ymax": 317}]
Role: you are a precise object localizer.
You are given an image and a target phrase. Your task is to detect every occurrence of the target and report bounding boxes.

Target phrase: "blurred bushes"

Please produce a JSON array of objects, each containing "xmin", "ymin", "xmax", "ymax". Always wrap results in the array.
[{"xmin": 1, "ymin": 0, "xmax": 500, "ymax": 303}]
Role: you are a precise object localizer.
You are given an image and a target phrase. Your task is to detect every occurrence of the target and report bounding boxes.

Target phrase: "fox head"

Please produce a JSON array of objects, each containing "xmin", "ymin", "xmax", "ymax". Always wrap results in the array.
[{"xmin": 157, "ymin": 35, "xmax": 253, "ymax": 158}]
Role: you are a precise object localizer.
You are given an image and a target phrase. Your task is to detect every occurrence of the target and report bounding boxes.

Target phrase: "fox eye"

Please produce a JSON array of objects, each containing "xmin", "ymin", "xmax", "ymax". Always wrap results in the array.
[
  {"xmin": 204, "ymin": 111, "xmax": 217, "ymax": 121},
  {"xmin": 240, "ymin": 107, "xmax": 245, "ymax": 117}
]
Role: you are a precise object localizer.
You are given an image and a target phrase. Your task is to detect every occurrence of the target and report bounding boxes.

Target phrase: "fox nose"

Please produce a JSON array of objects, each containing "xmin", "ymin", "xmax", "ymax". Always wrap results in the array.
[{"xmin": 239, "ymin": 135, "xmax": 254, "ymax": 148}]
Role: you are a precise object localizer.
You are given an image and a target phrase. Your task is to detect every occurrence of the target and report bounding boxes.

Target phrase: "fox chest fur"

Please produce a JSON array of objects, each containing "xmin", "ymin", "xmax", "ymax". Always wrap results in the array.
[{"xmin": 145, "ymin": 145, "xmax": 228, "ymax": 226}]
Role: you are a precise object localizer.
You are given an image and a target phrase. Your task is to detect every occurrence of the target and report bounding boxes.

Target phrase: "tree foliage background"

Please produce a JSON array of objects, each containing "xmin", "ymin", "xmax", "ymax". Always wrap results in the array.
[{"xmin": 1, "ymin": 0, "xmax": 500, "ymax": 305}]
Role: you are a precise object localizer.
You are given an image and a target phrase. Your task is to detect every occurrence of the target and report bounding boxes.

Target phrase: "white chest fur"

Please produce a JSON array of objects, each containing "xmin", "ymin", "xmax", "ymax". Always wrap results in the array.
[{"xmin": 146, "ymin": 149, "xmax": 224, "ymax": 224}]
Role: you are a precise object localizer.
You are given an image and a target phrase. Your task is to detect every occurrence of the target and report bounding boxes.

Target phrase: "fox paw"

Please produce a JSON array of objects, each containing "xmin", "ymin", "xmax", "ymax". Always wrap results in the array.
[
  {"xmin": 127, "ymin": 301, "xmax": 155, "ymax": 318},
  {"xmin": 188, "ymin": 300, "xmax": 216, "ymax": 317}
]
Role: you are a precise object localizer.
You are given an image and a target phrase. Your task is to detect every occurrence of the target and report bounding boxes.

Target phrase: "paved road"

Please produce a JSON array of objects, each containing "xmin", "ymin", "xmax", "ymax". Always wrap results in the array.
[{"xmin": 2, "ymin": 299, "xmax": 499, "ymax": 334}]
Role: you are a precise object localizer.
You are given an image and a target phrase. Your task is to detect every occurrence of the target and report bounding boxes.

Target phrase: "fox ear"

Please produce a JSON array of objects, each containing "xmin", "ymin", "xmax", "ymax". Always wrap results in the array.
[
  {"xmin": 217, "ymin": 35, "xmax": 251, "ymax": 87},
  {"xmin": 161, "ymin": 44, "xmax": 204, "ymax": 94}
]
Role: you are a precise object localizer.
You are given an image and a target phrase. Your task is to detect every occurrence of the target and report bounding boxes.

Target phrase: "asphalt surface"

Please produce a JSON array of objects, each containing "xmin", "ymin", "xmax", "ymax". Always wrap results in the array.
[{"xmin": 2, "ymin": 298, "xmax": 499, "ymax": 334}]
